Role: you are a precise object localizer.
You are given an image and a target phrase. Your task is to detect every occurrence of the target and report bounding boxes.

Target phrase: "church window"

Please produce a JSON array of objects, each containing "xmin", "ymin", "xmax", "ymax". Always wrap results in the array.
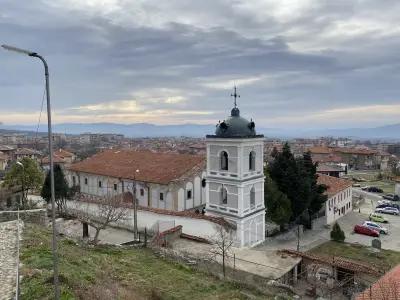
[
  {"xmin": 113, "ymin": 183, "xmax": 117, "ymax": 191},
  {"xmin": 98, "ymin": 180, "xmax": 102, "ymax": 188},
  {"xmin": 72, "ymin": 176, "xmax": 76, "ymax": 186},
  {"xmin": 160, "ymin": 193, "xmax": 164, "ymax": 201},
  {"xmin": 140, "ymin": 189, "xmax": 144, "ymax": 196},
  {"xmin": 249, "ymin": 151, "xmax": 256, "ymax": 171},
  {"xmin": 250, "ymin": 186, "xmax": 256, "ymax": 208},
  {"xmin": 84, "ymin": 178, "xmax": 88, "ymax": 185},
  {"xmin": 220, "ymin": 151, "xmax": 228, "ymax": 170},
  {"xmin": 220, "ymin": 186, "xmax": 228, "ymax": 205},
  {"xmin": 202, "ymin": 178, "xmax": 206, "ymax": 188},
  {"xmin": 187, "ymin": 190, "xmax": 192, "ymax": 199}
]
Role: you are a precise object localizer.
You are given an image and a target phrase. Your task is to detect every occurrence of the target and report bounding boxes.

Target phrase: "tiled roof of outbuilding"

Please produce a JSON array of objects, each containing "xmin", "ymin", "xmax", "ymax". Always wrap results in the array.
[
  {"xmin": 69, "ymin": 149, "xmax": 205, "ymax": 185},
  {"xmin": 317, "ymin": 174, "xmax": 352, "ymax": 197}
]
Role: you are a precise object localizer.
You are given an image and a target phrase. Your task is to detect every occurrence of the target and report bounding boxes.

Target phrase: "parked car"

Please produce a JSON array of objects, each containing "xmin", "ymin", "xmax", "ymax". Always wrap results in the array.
[
  {"xmin": 361, "ymin": 186, "xmax": 370, "ymax": 191},
  {"xmin": 352, "ymin": 183, "xmax": 361, "ymax": 187},
  {"xmin": 383, "ymin": 194, "xmax": 400, "ymax": 201},
  {"xmin": 375, "ymin": 207, "xmax": 400, "ymax": 215},
  {"xmin": 376, "ymin": 203, "xmax": 400, "ymax": 210},
  {"xmin": 367, "ymin": 187, "xmax": 384, "ymax": 193},
  {"xmin": 354, "ymin": 225, "xmax": 380, "ymax": 237},
  {"xmin": 369, "ymin": 213, "xmax": 388, "ymax": 223},
  {"xmin": 377, "ymin": 200, "xmax": 391, "ymax": 206},
  {"xmin": 363, "ymin": 221, "xmax": 388, "ymax": 234}
]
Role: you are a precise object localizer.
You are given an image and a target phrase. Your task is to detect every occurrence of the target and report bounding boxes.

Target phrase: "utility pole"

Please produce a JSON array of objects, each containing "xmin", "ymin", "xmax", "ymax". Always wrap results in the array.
[
  {"xmin": 133, "ymin": 169, "xmax": 140, "ymax": 240},
  {"xmin": 2, "ymin": 44, "xmax": 60, "ymax": 299}
]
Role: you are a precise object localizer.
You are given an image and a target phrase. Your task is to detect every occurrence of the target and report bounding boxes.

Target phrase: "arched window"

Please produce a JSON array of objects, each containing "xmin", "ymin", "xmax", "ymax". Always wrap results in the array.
[
  {"xmin": 249, "ymin": 151, "xmax": 256, "ymax": 171},
  {"xmin": 220, "ymin": 151, "xmax": 228, "ymax": 170},
  {"xmin": 201, "ymin": 178, "xmax": 206, "ymax": 188},
  {"xmin": 220, "ymin": 186, "xmax": 228, "ymax": 205},
  {"xmin": 250, "ymin": 186, "xmax": 255, "ymax": 208}
]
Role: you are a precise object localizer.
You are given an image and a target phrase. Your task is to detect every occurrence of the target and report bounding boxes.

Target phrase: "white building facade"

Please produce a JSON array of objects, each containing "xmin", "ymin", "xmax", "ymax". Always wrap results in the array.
[
  {"xmin": 318, "ymin": 174, "xmax": 353, "ymax": 225},
  {"xmin": 67, "ymin": 150, "xmax": 207, "ymax": 212},
  {"xmin": 206, "ymin": 99, "xmax": 265, "ymax": 247}
]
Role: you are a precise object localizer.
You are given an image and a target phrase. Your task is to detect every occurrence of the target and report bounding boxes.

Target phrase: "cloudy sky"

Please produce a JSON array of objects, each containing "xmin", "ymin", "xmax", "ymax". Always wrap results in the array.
[{"xmin": 2, "ymin": 0, "xmax": 400, "ymax": 129}]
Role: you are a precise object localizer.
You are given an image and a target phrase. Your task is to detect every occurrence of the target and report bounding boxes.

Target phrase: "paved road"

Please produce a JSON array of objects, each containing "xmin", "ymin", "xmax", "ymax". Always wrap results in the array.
[{"xmin": 0, "ymin": 220, "xmax": 20, "ymax": 300}]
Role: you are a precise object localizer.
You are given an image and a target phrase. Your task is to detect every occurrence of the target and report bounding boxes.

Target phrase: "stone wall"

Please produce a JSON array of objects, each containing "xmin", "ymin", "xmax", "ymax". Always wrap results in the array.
[{"xmin": 0, "ymin": 209, "xmax": 47, "ymax": 225}]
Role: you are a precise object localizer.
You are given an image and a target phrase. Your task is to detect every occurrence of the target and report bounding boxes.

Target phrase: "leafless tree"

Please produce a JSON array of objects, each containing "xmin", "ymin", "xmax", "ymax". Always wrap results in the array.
[
  {"xmin": 209, "ymin": 225, "xmax": 234, "ymax": 278},
  {"xmin": 68, "ymin": 193, "xmax": 128, "ymax": 244}
]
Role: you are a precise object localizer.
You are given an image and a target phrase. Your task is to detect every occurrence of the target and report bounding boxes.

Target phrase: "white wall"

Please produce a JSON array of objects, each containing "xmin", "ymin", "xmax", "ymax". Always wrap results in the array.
[
  {"xmin": 325, "ymin": 187, "xmax": 352, "ymax": 224},
  {"xmin": 69, "ymin": 170, "xmax": 206, "ymax": 212}
]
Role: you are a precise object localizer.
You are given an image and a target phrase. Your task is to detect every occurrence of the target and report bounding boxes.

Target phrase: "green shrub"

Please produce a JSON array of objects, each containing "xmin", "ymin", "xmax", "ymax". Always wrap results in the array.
[{"xmin": 330, "ymin": 222, "xmax": 345, "ymax": 242}]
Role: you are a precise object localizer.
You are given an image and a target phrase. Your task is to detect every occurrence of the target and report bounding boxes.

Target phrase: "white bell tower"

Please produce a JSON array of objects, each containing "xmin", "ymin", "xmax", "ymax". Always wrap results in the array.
[{"xmin": 205, "ymin": 87, "xmax": 265, "ymax": 247}]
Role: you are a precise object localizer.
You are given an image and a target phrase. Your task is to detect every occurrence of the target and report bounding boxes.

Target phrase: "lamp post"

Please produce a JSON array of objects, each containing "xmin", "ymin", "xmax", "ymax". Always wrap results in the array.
[
  {"xmin": 15, "ymin": 161, "xmax": 24, "ymax": 300},
  {"xmin": 133, "ymin": 169, "xmax": 140, "ymax": 241},
  {"xmin": 2, "ymin": 44, "xmax": 60, "ymax": 299},
  {"xmin": 16, "ymin": 161, "xmax": 25, "ymax": 209}
]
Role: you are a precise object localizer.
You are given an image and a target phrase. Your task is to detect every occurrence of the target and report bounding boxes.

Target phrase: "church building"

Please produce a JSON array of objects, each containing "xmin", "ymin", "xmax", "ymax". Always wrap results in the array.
[{"xmin": 205, "ymin": 88, "xmax": 266, "ymax": 247}]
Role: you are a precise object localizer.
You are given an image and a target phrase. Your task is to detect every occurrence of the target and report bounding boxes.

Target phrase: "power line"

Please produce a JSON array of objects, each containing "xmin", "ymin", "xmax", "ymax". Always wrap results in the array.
[{"xmin": 34, "ymin": 84, "xmax": 46, "ymax": 151}]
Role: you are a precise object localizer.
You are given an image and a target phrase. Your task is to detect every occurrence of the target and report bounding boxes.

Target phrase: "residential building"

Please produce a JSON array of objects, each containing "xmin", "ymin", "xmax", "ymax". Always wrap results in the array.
[
  {"xmin": 13, "ymin": 148, "xmax": 42, "ymax": 162},
  {"xmin": 0, "ymin": 151, "xmax": 8, "ymax": 171},
  {"xmin": 318, "ymin": 174, "xmax": 353, "ymax": 225},
  {"xmin": 316, "ymin": 163, "xmax": 346, "ymax": 178},
  {"xmin": 205, "ymin": 97, "xmax": 265, "ymax": 247},
  {"xmin": 67, "ymin": 150, "xmax": 206, "ymax": 211}
]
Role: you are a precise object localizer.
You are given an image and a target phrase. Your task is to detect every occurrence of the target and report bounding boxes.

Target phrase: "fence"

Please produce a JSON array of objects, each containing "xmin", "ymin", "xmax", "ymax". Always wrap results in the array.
[
  {"xmin": 0, "ymin": 208, "xmax": 47, "ymax": 225},
  {"xmin": 150, "ymin": 246, "xmax": 293, "ymax": 297}
]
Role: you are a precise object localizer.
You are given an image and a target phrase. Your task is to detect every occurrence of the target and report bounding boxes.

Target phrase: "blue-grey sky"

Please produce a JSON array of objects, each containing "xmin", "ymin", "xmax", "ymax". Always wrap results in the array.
[{"xmin": 1, "ymin": 0, "xmax": 400, "ymax": 129}]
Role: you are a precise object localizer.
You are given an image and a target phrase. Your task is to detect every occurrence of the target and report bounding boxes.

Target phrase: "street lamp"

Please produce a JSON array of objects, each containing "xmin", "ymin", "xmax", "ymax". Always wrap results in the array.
[
  {"xmin": 133, "ymin": 169, "xmax": 140, "ymax": 241},
  {"xmin": 2, "ymin": 44, "xmax": 60, "ymax": 299},
  {"xmin": 15, "ymin": 161, "xmax": 24, "ymax": 300},
  {"xmin": 16, "ymin": 161, "xmax": 25, "ymax": 209}
]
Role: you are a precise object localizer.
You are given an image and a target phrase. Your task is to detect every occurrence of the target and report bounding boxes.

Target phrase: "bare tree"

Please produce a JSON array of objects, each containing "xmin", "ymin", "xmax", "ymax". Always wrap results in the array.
[
  {"xmin": 68, "ymin": 193, "xmax": 128, "ymax": 244},
  {"xmin": 209, "ymin": 225, "xmax": 234, "ymax": 278}
]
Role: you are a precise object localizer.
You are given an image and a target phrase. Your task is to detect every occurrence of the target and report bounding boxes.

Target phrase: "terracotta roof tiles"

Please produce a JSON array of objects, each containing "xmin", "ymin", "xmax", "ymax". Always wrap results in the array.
[
  {"xmin": 69, "ymin": 149, "xmax": 205, "ymax": 185},
  {"xmin": 317, "ymin": 174, "xmax": 352, "ymax": 197},
  {"xmin": 356, "ymin": 264, "xmax": 400, "ymax": 300}
]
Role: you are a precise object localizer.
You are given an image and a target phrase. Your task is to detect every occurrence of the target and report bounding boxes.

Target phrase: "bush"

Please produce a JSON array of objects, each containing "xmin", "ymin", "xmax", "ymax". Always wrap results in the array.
[{"xmin": 330, "ymin": 222, "xmax": 345, "ymax": 242}]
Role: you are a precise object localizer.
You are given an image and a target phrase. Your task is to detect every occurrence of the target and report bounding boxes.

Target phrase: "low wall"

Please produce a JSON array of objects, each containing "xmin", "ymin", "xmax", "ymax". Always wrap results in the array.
[
  {"xmin": 152, "ymin": 247, "xmax": 289, "ymax": 297},
  {"xmin": 0, "ymin": 208, "xmax": 47, "ymax": 225}
]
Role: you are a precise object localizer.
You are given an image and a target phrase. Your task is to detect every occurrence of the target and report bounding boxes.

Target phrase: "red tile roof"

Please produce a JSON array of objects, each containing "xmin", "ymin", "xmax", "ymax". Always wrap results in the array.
[
  {"xmin": 308, "ymin": 146, "xmax": 332, "ymax": 154},
  {"xmin": 281, "ymin": 249, "xmax": 382, "ymax": 277},
  {"xmin": 356, "ymin": 264, "xmax": 400, "ymax": 300},
  {"xmin": 333, "ymin": 147, "xmax": 377, "ymax": 155},
  {"xmin": 69, "ymin": 150, "xmax": 205, "ymax": 185},
  {"xmin": 317, "ymin": 174, "xmax": 352, "ymax": 197},
  {"xmin": 41, "ymin": 154, "xmax": 66, "ymax": 164},
  {"xmin": 55, "ymin": 148, "xmax": 74, "ymax": 158}
]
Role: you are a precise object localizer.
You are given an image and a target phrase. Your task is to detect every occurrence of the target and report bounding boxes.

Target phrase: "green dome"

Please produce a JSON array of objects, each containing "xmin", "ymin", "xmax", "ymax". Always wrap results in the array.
[{"xmin": 215, "ymin": 107, "xmax": 257, "ymax": 138}]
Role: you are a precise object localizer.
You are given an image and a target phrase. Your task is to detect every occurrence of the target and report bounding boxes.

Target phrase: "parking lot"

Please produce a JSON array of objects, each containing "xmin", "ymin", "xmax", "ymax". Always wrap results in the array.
[
  {"xmin": 343, "ymin": 188, "xmax": 400, "ymax": 251},
  {"xmin": 258, "ymin": 188, "xmax": 400, "ymax": 252}
]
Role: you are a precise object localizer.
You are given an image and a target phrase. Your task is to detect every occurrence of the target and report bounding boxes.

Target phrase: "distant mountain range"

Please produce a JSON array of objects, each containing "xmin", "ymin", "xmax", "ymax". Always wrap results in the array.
[{"xmin": 0, "ymin": 122, "xmax": 399, "ymax": 140}]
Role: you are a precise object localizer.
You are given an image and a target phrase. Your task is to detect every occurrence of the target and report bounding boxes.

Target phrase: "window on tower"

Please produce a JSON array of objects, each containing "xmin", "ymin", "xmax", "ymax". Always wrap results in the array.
[
  {"xmin": 249, "ymin": 151, "xmax": 256, "ymax": 171},
  {"xmin": 250, "ymin": 186, "xmax": 255, "ymax": 209},
  {"xmin": 220, "ymin": 151, "xmax": 228, "ymax": 170},
  {"xmin": 220, "ymin": 186, "xmax": 228, "ymax": 205}
]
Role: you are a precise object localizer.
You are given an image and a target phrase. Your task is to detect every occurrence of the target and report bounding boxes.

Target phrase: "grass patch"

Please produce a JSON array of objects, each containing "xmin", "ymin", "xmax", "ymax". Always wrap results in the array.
[
  {"xmin": 21, "ymin": 224, "xmax": 269, "ymax": 300},
  {"xmin": 309, "ymin": 241, "xmax": 400, "ymax": 271}
]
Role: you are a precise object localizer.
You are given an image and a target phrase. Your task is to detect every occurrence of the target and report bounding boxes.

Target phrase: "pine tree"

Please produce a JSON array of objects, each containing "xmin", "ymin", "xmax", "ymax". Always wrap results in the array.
[
  {"xmin": 268, "ymin": 143, "xmax": 305, "ymax": 220},
  {"xmin": 41, "ymin": 164, "xmax": 70, "ymax": 215},
  {"xmin": 299, "ymin": 151, "xmax": 327, "ymax": 215},
  {"xmin": 264, "ymin": 174, "xmax": 292, "ymax": 230},
  {"xmin": 330, "ymin": 222, "xmax": 345, "ymax": 242}
]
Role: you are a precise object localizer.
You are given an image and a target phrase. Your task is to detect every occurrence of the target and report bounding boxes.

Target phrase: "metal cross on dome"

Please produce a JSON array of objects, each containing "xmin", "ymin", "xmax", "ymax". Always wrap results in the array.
[{"xmin": 231, "ymin": 85, "xmax": 240, "ymax": 108}]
